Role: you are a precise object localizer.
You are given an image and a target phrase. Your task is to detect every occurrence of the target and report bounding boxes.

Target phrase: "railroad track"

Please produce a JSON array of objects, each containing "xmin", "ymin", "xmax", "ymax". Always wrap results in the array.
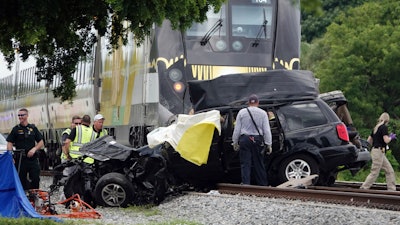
[
  {"xmin": 217, "ymin": 183, "xmax": 400, "ymax": 211},
  {"xmin": 42, "ymin": 169, "xmax": 400, "ymax": 211},
  {"xmin": 333, "ymin": 180, "xmax": 400, "ymax": 191},
  {"xmin": 41, "ymin": 170, "xmax": 58, "ymax": 176}
]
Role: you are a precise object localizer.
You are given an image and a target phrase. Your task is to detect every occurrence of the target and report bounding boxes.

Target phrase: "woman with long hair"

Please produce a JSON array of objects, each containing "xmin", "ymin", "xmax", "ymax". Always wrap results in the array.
[{"xmin": 360, "ymin": 112, "xmax": 397, "ymax": 191}]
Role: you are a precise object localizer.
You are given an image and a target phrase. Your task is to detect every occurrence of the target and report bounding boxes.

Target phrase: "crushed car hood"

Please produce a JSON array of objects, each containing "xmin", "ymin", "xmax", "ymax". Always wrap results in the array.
[
  {"xmin": 188, "ymin": 69, "xmax": 318, "ymax": 112},
  {"xmin": 79, "ymin": 135, "xmax": 164, "ymax": 162},
  {"xmin": 79, "ymin": 135, "xmax": 135, "ymax": 161}
]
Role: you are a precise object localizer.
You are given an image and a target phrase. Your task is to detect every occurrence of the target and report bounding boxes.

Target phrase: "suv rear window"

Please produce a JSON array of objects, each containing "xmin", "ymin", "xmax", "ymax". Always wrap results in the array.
[{"xmin": 279, "ymin": 102, "xmax": 327, "ymax": 131}]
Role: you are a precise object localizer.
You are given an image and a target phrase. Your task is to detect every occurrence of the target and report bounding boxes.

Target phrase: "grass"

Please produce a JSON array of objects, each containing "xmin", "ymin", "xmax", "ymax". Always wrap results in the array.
[
  {"xmin": 0, "ymin": 205, "xmax": 199, "ymax": 225},
  {"xmin": 0, "ymin": 218, "xmax": 62, "ymax": 225},
  {"xmin": 0, "ymin": 217, "xmax": 201, "ymax": 225}
]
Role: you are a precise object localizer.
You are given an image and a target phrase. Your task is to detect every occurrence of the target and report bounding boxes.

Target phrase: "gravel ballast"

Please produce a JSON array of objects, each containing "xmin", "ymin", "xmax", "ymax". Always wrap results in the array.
[{"xmin": 39, "ymin": 176, "xmax": 400, "ymax": 225}]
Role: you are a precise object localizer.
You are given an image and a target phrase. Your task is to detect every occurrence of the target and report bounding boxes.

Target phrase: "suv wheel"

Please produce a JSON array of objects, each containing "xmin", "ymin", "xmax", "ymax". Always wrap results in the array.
[
  {"xmin": 279, "ymin": 154, "xmax": 319, "ymax": 184},
  {"xmin": 94, "ymin": 172, "xmax": 134, "ymax": 207}
]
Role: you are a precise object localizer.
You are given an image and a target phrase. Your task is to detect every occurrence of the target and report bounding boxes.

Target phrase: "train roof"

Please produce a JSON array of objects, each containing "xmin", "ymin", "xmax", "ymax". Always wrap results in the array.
[{"xmin": 188, "ymin": 69, "xmax": 319, "ymax": 112}]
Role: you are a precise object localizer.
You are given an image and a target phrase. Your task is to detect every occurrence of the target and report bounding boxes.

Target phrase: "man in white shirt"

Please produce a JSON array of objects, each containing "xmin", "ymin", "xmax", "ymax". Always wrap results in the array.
[{"xmin": 232, "ymin": 94, "xmax": 272, "ymax": 186}]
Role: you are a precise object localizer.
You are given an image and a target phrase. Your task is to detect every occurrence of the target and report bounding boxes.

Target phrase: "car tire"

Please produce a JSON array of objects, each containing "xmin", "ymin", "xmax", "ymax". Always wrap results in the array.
[
  {"xmin": 278, "ymin": 154, "xmax": 319, "ymax": 185},
  {"xmin": 94, "ymin": 172, "xmax": 134, "ymax": 207}
]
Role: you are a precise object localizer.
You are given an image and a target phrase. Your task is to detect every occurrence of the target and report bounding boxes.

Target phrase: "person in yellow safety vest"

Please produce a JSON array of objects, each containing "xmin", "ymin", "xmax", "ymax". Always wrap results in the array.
[
  {"xmin": 93, "ymin": 114, "xmax": 108, "ymax": 138},
  {"xmin": 60, "ymin": 115, "xmax": 82, "ymax": 162},
  {"xmin": 64, "ymin": 114, "xmax": 97, "ymax": 164}
]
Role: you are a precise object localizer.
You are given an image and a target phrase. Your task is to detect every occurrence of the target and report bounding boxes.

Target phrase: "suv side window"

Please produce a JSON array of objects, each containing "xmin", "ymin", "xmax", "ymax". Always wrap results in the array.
[{"xmin": 279, "ymin": 102, "xmax": 327, "ymax": 132}]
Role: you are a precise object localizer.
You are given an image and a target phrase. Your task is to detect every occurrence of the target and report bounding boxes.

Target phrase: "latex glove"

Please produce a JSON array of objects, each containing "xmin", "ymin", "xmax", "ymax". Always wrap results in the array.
[
  {"xmin": 389, "ymin": 133, "xmax": 397, "ymax": 140},
  {"xmin": 261, "ymin": 145, "xmax": 272, "ymax": 155},
  {"xmin": 266, "ymin": 145, "xmax": 272, "ymax": 155},
  {"xmin": 232, "ymin": 143, "xmax": 240, "ymax": 151}
]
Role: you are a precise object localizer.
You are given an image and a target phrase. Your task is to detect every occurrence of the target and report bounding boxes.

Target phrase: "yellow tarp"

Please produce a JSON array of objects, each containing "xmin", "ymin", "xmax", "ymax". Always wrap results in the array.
[{"xmin": 147, "ymin": 110, "xmax": 221, "ymax": 166}]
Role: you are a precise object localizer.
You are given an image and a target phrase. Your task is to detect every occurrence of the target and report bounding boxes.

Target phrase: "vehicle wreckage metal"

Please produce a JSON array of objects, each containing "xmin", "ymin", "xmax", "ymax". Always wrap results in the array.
[{"xmin": 52, "ymin": 70, "xmax": 371, "ymax": 207}]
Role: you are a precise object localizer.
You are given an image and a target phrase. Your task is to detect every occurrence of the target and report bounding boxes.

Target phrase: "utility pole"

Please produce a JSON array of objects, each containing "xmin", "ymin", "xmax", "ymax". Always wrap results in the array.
[{"xmin": 12, "ymin": 40, "xmax": 20, "ymax": 100}]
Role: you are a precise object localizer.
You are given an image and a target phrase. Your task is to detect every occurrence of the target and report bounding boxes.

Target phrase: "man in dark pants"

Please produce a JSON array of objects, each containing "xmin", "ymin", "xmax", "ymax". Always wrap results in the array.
[
  {"xmin": 7, "ymin": 108, "xmax": 44, "ymax": 190},
  {"xmin": 232, "ymin": 94, "xmax": 272, "ymax": 186}
]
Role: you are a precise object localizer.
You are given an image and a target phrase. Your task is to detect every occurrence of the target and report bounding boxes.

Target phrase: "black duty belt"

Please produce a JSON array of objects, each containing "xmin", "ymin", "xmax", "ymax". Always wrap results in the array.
[{"xmin": 373, "ymin": 147, "xmax": 386, "ymax": 153}]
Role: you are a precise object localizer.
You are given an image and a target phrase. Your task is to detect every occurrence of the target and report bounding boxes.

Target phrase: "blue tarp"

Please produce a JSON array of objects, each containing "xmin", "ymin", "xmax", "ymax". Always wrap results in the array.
[{"xmin": 0, "ymin": 151, "xmax": 60, "ymax": 221}]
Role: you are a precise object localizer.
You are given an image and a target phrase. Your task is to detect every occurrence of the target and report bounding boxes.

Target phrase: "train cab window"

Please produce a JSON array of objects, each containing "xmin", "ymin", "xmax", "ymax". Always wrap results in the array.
[
  {"xmin": 231, "ymin": 5, "xmax": 273, "ymax": 39},
  {"xmin": 186, "ymin": 5, "xmax": 226, "ymax": 38}
]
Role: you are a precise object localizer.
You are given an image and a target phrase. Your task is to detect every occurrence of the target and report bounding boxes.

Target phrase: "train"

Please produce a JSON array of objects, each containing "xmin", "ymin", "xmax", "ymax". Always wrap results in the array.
[{"xmin": 0, "ymin": 0, "xmax": 301, "ymax": 168}]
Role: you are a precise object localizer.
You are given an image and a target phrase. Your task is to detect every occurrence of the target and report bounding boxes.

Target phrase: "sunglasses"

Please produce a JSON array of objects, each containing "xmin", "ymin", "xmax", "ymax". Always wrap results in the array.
[
  {"xmin": 17, "ymin": 114, "xmax": 27, "ymax": 117},
  {"xmin": 74, "ymin": 123, "xmax": 81, "ymax": 125}
]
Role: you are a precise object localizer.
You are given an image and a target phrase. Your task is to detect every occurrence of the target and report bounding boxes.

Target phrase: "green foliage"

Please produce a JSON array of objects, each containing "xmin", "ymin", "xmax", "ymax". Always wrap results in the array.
[
  {"xmin": 387, "ymin": 119, "xmax": 400, "ymax": 164},
  {"xmin": 301, "ymin": 0, "xmax": 370, "ymax": 42},
  {"xmin": 0, "ymin": 0, "xmax": 224, "ymax": 102},
  {"xmin": 305, "ymin": 0, "xmax": 400, "ymax": 129},
  {"xmin": 300, "ymin": 0, "xmax": 323, "ymax": 15}
]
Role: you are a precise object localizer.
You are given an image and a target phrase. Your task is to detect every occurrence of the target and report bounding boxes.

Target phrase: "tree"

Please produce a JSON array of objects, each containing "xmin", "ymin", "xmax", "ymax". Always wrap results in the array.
[
  {"xmin": 309, "ymin": 0, "xmax": 400, "ymax": 128},
  {"xmin": 0, "ymin": 0, "xmax": 224, "ymax": 102},
  {"xmin": 301, "ymin": 0, "xmax": 369, "ymax": 43}
]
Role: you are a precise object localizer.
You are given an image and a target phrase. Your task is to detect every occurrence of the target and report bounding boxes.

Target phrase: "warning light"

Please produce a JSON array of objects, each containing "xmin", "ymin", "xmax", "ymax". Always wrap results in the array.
[
  {"xmin": 173, "ymin": 82, "xmax": 185, "ymax": 93},
  {"xmin": 169, "ymin": 69, "xmax": 183, "ymax": 81}
]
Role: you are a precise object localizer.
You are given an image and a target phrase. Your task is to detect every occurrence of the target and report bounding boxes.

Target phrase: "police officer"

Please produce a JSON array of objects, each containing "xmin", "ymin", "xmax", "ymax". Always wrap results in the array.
[
  {"xmin": 64, "ymin": 115, "xmax": 96, "ymax": 164},
  {"xmin": 232, "ymin": 94, "xmax": 272, "ymax": 186},
  {"xmin": 360, "ymin": 112, "xmax": 397, "ymax": 191},
  {"xmin": 6, "ymin": 108, "xmax": 44, "ymax": 190},
  {"xmin": 92, "ymin": 114, "xmax": 108, "ymax": 138}
]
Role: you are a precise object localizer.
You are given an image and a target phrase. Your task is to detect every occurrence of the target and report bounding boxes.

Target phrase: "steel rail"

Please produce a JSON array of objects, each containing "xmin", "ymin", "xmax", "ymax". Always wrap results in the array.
[
  {"xmin": 333, "ymin": 181, "xmax": 400, "ymax": 191},
  {"xmin": 308, "ymin": 185, "xmax": 400, "ymax": 196},
  {"xmin": 217, "ymin": 183, "xmax": 400, "ymax": 210}
]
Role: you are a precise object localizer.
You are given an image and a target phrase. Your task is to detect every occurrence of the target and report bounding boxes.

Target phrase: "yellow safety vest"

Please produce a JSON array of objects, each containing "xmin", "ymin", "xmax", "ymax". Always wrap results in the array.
[
  {"xmin": 96, "ymin": 128, "xmax": 108, "ymax": 138},
  {"xmin": 70, "ymin": 125, "xmax": 97, "ymax": 164}
]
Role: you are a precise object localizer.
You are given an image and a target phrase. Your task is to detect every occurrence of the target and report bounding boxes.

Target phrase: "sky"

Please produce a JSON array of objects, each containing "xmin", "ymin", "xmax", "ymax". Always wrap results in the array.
[
  {"xmin": 0, "ymin": 52, "xmax": 35, "ymax": 78},
  {"xmin": 0, "ymin": 52, "xmax": 12, "ymax": 78}
]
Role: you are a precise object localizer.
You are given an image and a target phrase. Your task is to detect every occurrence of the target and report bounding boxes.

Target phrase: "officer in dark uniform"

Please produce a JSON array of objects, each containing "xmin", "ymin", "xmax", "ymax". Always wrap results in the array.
[{"xmin": 7, "ymin": 108, "xmax": 44, "ymax": 190}]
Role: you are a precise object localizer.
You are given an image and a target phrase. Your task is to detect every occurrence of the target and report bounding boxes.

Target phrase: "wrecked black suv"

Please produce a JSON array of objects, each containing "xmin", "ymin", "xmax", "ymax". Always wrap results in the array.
[
  {"xmin": 54, "ymin": 70, "xmax": 371, "ymax": 208},
  {"xmin": 166, "ymin": 70, "xmax": 370, "ymax": 187}
]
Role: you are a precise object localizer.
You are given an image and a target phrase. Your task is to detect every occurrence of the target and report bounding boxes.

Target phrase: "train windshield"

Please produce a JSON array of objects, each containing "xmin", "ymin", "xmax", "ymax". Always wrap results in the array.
[
  {"xmin": 232, "ymin": 5, "xmax": 272, "ymax": 39},
  {"xmin": 186, "ymin": 6, "xmax": 226, "ymax": 37},
  {"xmin": 184, "ymin": 0, "xmax": 275, "ymax": 67}
]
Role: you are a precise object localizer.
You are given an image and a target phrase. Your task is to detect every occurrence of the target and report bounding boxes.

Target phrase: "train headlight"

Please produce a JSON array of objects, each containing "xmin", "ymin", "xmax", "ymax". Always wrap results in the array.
[
  {"xmin": 173, "ymin": 82, "xmax": 185, "ymax": 93},
  {"xmin": 215, "ymin": 40, "xmax": 227, "ymax": 51},
  {"xmin": 232, "ymin": 41, "xmax": 243, "ymax": 51},
  {"xmin": 169, "ymin": 69, "xmax": 183, "ymax": 82}
]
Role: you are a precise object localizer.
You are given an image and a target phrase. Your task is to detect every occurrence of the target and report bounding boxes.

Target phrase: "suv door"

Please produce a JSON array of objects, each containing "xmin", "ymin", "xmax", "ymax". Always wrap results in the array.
[{"xmin": 267, "ymin": 99, "xmax": 358, "ymax": 186}]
